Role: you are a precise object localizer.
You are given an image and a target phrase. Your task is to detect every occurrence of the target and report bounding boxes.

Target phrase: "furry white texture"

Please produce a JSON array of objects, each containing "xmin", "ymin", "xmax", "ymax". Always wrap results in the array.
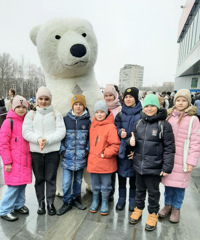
[
  {"xmin": 30, "ymin": 18, "xmax": 103, "ymax": 194},
  {"xmin": 30, "ymin": 18, "xmax": 102, "ymax": 116}
]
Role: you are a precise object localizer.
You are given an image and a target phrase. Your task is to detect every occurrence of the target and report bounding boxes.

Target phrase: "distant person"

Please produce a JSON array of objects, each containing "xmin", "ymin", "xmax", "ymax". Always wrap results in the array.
[
  {"xmin": 194, "ymin": 95, "xmax": 200, "ymax": 120},
  {"xmin": 22, "ymin": 86, "xmax": 66, "ymax": 216},
  {"xmin": 8, "ymin": 89, "xmax": 15, "ymax": 110},
  {"xmin": 0, "ymin": 96, "xmax": 31, "ymax": 222},
  {"xmin": 0, "ymin": 96, "xmax": 7, "ymax": 128},
  {"xmin": 57, "ymin": 95, "xmax": 90, "ymax": 216},
  {"xmin": 128, "ymin": 94, "xmax": 175, "ymax": 231},
  {"xmin": 159, "ymin": 89, "xmax": 200, "ymax": 223}
]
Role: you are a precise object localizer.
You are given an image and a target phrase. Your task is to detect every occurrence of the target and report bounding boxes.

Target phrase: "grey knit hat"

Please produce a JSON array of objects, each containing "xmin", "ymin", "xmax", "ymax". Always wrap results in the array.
[{"xmin": 94, "ymin": 100, "xmax": 108, "ymax": 114}]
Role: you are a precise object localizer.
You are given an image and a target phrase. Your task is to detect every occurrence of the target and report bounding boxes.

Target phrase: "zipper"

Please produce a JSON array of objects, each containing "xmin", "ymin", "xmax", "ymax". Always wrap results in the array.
[
  {"xmin": 75, "ymin": 119, "xmax": 77, "ymax": 169},
  {"xmin": 141, "ymin": 122, "xmax": 147, "ymax": 174},
  {"xmin": 95, "ymin": 135, "xmax": 98, "ymax": 146}
]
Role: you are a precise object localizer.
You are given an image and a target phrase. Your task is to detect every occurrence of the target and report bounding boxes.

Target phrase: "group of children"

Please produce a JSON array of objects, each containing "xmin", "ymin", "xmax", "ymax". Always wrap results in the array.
[{"xmin": 0, "ymin": 85, "xmax": 200, "ymax": 232}]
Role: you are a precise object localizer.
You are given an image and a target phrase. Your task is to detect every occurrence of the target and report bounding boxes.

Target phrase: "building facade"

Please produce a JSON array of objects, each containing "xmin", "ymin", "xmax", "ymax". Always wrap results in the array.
[
  {"xmin": 175, "ymin": 0, "xmax": 200, "ymax": 92},
  {"xmin": 119, "ymin": 64, "xmax": 144, "ymax": 93}
]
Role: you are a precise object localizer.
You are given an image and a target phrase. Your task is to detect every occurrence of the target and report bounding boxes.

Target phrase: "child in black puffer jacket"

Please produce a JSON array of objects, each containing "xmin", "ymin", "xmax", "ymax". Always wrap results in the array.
[{"xmin": 127, "ymin": 94, "xmax": 175, "ymax": 231}]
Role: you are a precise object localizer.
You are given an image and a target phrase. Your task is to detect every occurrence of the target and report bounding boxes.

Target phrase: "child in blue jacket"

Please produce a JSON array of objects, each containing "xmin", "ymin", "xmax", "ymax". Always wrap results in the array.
[{"xmin": 57, "ymin": 95, "xmax": 91, "ymax": 216}]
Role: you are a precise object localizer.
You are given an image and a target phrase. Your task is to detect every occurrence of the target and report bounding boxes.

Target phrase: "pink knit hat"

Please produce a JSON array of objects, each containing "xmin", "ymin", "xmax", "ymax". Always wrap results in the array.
[
  {"xmin": 36, "ymin": 86, "xmax": 52, "ymax": 102},
  {"xmin": 104, "ymin": 84, "xmax": 118, "ymax": 100},
  {"xmin": 12, "ymin": 95, "xmax": 28, "ymax": 110}
]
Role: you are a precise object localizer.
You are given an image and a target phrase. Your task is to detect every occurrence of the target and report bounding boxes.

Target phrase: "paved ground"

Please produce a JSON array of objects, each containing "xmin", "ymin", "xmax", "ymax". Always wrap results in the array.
[{"xmin": 0, "ymin": 159, "xmax": 200, "ymax": 240}]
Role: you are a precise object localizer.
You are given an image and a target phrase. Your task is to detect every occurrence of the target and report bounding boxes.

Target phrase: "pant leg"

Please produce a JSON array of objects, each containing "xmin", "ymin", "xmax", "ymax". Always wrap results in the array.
[
  {"xmin": 14, "ymin": 185, "xmax": 26, "ymax": 209},
  {"xmin": 100, "ymin": 173, "xmax": 112, "ymax": 195},
  {"xmin": 164, "ymin": 186, "xmax": 174, "ymax": 206},
  {"xmin": 129, "ymin": 176, "xmax": 136, "ymax": 190},
  {"xmin": 62, "ymin": 169, "xmax": 72, "ymax": 203},
  {"xmin": 45, "ymin": 151, "xmax": 60, "ymax": 204},
  {"xmin": 91, "ymin": 173, "xmax": 101, "ymax": 193},
  {"xmin": 0, "ymin": 186, "xmax": 20, "ymax": 215},
  {"xmin": 135, "ymin": 173, "xmax": 146, "ymax": 210},
  {"xmin": 144, "ymin": 175, "xmax": 161, "ymax": 214},
  {"xmin": 31, "ymin": 152, "xmax": 45, "ymax": 203},
  {"xmin": 118, "ymin": 174, "xmax": 127, "ymax": 189},
  {"xmin": 110, "ymin": 172, "xmax": 116, "ymax": 195},
  {"xmin": 72, "ymin": 169, "xmax": 83, "ymax": 199},
  {"xmin": 172, "ymin": 187, "xmax": 185, "ymax": 209}
]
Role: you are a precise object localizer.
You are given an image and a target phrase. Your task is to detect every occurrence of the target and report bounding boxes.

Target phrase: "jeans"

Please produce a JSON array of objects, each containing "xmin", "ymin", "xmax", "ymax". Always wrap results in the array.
[
  {"xmin": 91, "ymin": 173, "xmax": 112, "ymax": 194},
  {"xmin": 31, "ymin": 151, "xmax": 60, "ymax": 204},
  {"xmin": 0, "ymin": 185, "xmax": 26, "ymax": 215},
  {"xmin": 62, "ymin": 168, "xmax": 83, "ymax": 204},
  {"xmin": 135, "ymin": 173, "xmax": 161, "ymax": 214},
  {"xmin": 164, "ymin": 186, "xmax": 185, "ymax": 209}
]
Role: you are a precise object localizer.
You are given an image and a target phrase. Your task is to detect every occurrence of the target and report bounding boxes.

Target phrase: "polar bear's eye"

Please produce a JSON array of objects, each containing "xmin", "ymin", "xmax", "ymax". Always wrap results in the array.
[
  {"xmin": 82, "ymin": 33, "xmax": 87, "ymax": 38},
  {"xmin": 55, "ymin": 35, "xmax": 61, "ymax": 40}
]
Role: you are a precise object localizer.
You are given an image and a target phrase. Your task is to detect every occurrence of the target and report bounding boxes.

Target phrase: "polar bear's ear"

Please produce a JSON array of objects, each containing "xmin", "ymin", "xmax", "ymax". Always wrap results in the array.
[{"xmin": 30, "ymin": 25, "xmax": 41, "ymax": 46}]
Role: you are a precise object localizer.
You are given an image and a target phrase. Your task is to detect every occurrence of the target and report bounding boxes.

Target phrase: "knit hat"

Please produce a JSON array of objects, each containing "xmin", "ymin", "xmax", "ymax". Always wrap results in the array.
[
  {"xmin": 94, "ymin": 100, "xmax": 108, "ymax": 115},
  {"xmin": 12, "ymin": 95, "xmax": 28, "ymax": 110},
  {"xmin": 143, "ymin": 94, "xmax": 160, "ymax": 109},
  {"xmin": 71, "ymin": 95, "xmax": 86, "ymax": 109},
  {"xmin": 36, "ymin": 86, "xmax": 52, "ymax": 102},
  {"xmin": 123, "ymin": 87, "xmax": 139, "ymax": 103},
  {"xmin": 174, "ymin": 89, "xmax": 191, "ymax": 105},
  {"xmin": 104, "ymin": 84, "xmax": 118, "ymax": 99}
]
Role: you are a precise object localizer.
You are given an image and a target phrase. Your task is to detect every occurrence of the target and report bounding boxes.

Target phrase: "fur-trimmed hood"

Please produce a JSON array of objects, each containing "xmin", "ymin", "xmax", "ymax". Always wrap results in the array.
[{"xmin": 167, "ymin": 105, "xmax": 197, "ymax": 117}]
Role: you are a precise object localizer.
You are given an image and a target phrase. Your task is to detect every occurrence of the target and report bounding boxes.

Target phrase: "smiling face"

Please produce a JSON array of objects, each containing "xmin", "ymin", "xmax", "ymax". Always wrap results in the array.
[
  {"xmin": 95, "ymin": 110, "xmax": 106, "ymax": 121},
  {"xmin": 104, "ymin": 93, "xmax": 115, "ymax": 103},
  {"xmin": 143, "ymin": 105, "xmax": 158, "ymax": 116},
  {"xmin": 37, "ymin": 96, "xmax": 51, "ymax": 108},
  {"xmin": 175, "ymin": 96, "xmax": 189, "ymax": 111},
  {"xmin": 124, "ymin": 95, "xmax": 136, "ymax": 107},
  {"xmin": 73, "ymin": 102, "xmax": 84, "ymax": 116},
  {"xmin": 14, "ymin": 106, "xmax": 27, "ymax": 116}
]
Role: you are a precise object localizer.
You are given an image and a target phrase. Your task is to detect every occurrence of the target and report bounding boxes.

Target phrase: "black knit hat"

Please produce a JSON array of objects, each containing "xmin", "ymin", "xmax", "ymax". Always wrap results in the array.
[{"xmin": 123, "ymin": 87, "xmax": 139, "ymax": 103}]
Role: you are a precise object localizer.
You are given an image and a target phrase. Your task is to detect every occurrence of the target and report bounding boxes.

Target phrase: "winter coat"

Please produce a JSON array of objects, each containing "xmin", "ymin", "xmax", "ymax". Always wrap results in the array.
[
  {"xmin": 128, "ymin": 108, "xmax": 175, "ymax": 176},
  {"xmin": 0, "ymin": 110, "xmax": 32, "ymax": 186},
  {"xmin": 162, "ymin": 106, "xmax": 200, "ymax": 188},
  {"xmin": 60, "ymin": 109, "xmax": 91, "ymax": 171},
  {"xmin": 115, "ymin": 101, "xmax": 142, "ymax": 177},
  {"xmin": 22, "ymin": 105, "xmax": 66, "ymax": 153},
  {"xmin": 87, "ymin": 110, "xmax": 120, "ymax": 174}
]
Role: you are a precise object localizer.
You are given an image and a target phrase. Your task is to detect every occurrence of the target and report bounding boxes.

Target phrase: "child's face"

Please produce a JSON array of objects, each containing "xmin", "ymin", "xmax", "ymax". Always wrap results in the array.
[
  {"xmin": 37, "ymin": 96, "xmax": 51, "ymax": 108},
  {"xmin": 14, "ymin": 106, "xmax": 27, "ymax": 116},
  {"xmin": 73, "ymin": 102, "xmax": 84, "ymax": 116},
  {"xmin": 175, "ymin": 97, "xmax": 188, "ymax": 111},
  {"xmin": 95, "ymin": 110, "xmax": 106, "ymax": 121},
  {"xmin": 143, "ymin": 105, "xmax": 157, "ymax": 116},
  {"xmin": 124, "ymin": 95, "xmax": 136, "ymax": 107},
  {"xmin": 104, "ymin": 93, "xmax": 115, "ymax": 103}
]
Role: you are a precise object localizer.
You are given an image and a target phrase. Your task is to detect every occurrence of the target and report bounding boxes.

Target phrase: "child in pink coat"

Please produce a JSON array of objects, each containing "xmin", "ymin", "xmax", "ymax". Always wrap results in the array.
[
  {"xmin": 0, "ymin": 95, "xmax": 32, "ymax": 221},
  {"xmin": 159, "ymin": 89, "xmax": 200, "ymax": 223}
]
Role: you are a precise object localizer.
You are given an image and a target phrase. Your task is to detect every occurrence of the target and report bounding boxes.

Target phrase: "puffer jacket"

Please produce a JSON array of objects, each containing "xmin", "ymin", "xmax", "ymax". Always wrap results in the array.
[
  {"xmin": 129, "ymin": 108, "xmax": 175, "ymax": 175},
  {"xmin": 0, "ymin": 110, "xmax": 32, "ymax": 185},
  {"xmin": 22, "ymin": 105, "xmax": 66, "ymax": 153},
  {"xmin": 87, "ymin": 110, "xmax": 120, "ymax": 173},
  {"xmin": 115, "ymin": 101, "xmax": 142, "ymax": 177},
  {"xmin": 60, "ymin": 109, "xmax": 91, "ymax": 171},
  {"xmin": 162, "ymin": 106, "xmax": 200, "ymax": 188}
]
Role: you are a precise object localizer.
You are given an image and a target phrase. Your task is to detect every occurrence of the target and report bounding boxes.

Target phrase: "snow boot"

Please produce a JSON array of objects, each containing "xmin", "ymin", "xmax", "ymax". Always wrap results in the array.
[
  {"xmin": 100, "ymin": 193, "xmax": 109, "ymax": 216},
  {"xmin": 129, "ymin": 189, "xmax": 136, "ymax": 212},
  {"xmin": 158, "ymin": 205, "xmax": 172, "ymax": 218},
  {"xmin": 116, "ymin": 189, "xmax": 126, "ymax": 211},
  {"xmin": 145, "ymin": 213, "xmax": 158, "ymax": 231},
  {"xmin": 129, "ymin": 207, "xmax": 142, "ymax": 225},
  {"xmin": 169, "ymin": 207, "xmax": 180, "ymax": 223},
  {"xmin": 90, "ymin": 191, "xmax": 99, "ymax": 213}
]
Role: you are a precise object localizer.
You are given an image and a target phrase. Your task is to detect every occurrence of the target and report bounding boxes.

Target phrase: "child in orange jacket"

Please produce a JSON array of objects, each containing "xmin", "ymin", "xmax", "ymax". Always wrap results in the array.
[{"xmin": 87, "ymin": 100, "xmax": 120, "ymax": 215}]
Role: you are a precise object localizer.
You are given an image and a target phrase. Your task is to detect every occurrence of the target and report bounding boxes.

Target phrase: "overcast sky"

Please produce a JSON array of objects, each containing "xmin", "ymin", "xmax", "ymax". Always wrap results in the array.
[{"xmin": 0, "ymin": 0, "xmax": 185, "ymax": 87}]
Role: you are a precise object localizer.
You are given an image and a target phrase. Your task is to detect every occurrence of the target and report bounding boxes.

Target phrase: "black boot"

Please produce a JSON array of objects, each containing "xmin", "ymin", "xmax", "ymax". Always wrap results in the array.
[
  {"xmin": 116, "ymin": 189, "xmax": 126, "ymax": 211},
  {"xmin": 47, "ymin": 203, "xmax": 56, "ymax": 215},
  {"xmin": 57, "ymin": 202, "xmax": 72, "ymax": 216},
  {"xmin": 73, "ymin": 196, "xmax": 86, "ymax": 210},
  {"xmin": 37, "ymin": 202, "xmax": 46, "ymax": 215}
]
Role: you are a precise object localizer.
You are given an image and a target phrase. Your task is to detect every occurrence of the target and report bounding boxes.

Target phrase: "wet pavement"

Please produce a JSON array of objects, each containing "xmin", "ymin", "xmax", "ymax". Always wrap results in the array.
[{"xmin": 0, "ymin": 158, "xmax": 200, "ymax": 240}]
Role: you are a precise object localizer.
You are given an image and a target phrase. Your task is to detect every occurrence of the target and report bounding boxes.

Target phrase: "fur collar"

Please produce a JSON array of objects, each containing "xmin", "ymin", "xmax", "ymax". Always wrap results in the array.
[{"xmin": 167, "ymin": 105, "xmax": 197, "ymax": 117}]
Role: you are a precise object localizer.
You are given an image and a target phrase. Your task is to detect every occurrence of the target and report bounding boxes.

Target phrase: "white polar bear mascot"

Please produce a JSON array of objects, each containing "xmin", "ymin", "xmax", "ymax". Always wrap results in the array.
[{"xmin": 30, "ymin": 18, "xmax": 103, "ymax": 195}]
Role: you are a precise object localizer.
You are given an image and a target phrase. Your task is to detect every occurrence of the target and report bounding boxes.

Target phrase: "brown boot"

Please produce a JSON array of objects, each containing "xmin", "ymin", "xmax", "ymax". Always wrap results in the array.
[
  {"xmin": 129, "ymin": 207, "xmax": 142, "ymax": 225},
  {"xmin": 158, "ymin": 205, "xmax": 172, "ymax": 218},
  {"xmin": 145, "ymin": 213, "xmax": 158, "ymax": 231},
  {"xmin": 169, "ymin": 207, "xmax": 180, "ymax": 223}
]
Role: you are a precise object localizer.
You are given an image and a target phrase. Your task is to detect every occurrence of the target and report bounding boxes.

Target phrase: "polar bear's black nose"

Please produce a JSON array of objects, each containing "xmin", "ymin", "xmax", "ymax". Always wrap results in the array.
[{"xmin": 70, "ymin": 44, "xmax": 87, "ymax": 58}]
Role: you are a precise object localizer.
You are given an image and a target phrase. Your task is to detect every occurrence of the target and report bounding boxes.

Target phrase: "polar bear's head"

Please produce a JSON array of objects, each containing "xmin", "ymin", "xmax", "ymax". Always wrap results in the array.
[{"xmin": 30, "ymin": 18, "xmax": 98, "ymax": 78}]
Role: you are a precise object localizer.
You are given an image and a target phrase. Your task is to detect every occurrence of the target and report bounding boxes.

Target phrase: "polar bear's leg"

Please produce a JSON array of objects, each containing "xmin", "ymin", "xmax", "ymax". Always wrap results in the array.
[
  {"xmin": 83, "ymin": 169, "xmax": 92, "ymax": 192},
  {"xmin": 56, "ymin": 159, "xmax": 63, "ymax": 197}
]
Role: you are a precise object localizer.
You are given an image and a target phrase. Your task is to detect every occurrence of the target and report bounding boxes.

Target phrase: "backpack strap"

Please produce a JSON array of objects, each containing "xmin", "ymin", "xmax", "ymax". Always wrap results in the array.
[
  {"xmin": 136, "ymin": 119, "xmax": 142, "ymax": 130},
  {"xmin": 9, "ymin": 118, "xmax": 13, "ymax": 132}
]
